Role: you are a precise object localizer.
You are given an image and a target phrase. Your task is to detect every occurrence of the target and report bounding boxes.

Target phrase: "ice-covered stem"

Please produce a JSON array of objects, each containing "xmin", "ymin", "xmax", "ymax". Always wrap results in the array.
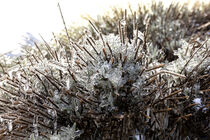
[{"xmin": 0, "ymin": 8, "xmax": 209, "ymax": 140}]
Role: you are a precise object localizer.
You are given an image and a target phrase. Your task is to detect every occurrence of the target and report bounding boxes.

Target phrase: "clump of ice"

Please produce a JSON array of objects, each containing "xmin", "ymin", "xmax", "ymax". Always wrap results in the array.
[
  {"xmin": 193, "ymin": 98, "xmax": 201, "ymax": 105},
  {"xmin": 166, "ymin": 39, "xmax": 210, "ymax": 74},
  {"xmin": 193, "ymin": 98, "xmax": 207, "ymax": 112}
]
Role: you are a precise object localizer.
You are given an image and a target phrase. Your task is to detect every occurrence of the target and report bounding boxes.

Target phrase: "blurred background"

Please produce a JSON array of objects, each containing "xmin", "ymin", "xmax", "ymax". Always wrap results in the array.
[{"xmin": 0, "ymin": 0, "xmax": 208, "ymax": 55}]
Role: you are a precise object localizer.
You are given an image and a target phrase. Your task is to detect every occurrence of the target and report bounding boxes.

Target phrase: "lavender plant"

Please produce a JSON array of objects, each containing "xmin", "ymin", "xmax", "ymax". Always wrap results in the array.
[
  {"xmin": 87, "ymin": 1, "xmax": 210, "ymax": 61},
  {"xmin": 0, "ymin": 3, "xmax": 209, "ymax": 140}
]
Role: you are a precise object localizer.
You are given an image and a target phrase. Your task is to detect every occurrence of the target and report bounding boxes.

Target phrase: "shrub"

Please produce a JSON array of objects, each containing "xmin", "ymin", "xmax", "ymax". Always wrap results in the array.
[{"xmin": 0, "ymin": 1, "xmax": 209, "ymax": 140}]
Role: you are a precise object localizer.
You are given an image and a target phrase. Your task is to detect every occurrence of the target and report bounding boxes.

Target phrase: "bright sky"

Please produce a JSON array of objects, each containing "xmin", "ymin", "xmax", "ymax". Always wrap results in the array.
[{"xmin": 0, "ymin": 0, "xmax": 207, "ymax": 54}]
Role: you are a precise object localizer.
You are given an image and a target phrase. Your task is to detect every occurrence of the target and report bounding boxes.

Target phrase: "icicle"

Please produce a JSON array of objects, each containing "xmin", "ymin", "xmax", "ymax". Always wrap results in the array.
[
  {"xmin": 0, "ymin": 116, "xmax": 3, "ymax": 123},
  {"xmin": 0, "ymin": 81, "xmax": 4, "ymax": 87},
  {"xmin": 33, "ymin": 116, "xmax": 39, "ymax": 138},
  {"xmin": 8, "ymin": 71, "xmax": 13, "ymax": 79},
  {"xmin": 66, "ymin": 77, "xmax": 71, "ymax": 90},
  {"xmin": 193, "ymin": 83, "xmax": 200, "ymax": 94},
  {"xmin": 140, "ymin": 134, "xmax": 145, "ymax": 140},
  {"xmin": 54, "ymin": 90, "xmax": 60, "ymax": 100},
  {"xmin": 17, "ymin": 71, "xmax": 21, "ymax": 79},
  {"xmin": 52, "ymin": 110, "xmax": 57, "ymax": 133},
  {"xmin": 23, "ymin": 82, "xmax": 29, "ymax": 91},
  {"xmin": 146, "ymin": 108, "xmax": 150, "ymax": 122},
  {"xmin": 8, "ymin": 120, "xmax": 13, "ymax": 132}
]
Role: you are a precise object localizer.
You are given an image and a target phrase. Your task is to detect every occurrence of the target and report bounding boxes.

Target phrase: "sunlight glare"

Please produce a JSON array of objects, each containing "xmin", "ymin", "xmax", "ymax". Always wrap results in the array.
[{"xmin": 0, "ymin": 0, "xmax": 207, "ymax": 54}]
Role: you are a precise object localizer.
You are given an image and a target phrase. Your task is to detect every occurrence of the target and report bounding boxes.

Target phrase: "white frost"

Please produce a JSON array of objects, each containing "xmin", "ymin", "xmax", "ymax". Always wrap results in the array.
[
  {"xmin": 8, "ymin": 120, "xmax": 13, "ymax": 132},
  {"xmin": 193, "ymin": 98, "xmax": 201, "ymax": 105}
]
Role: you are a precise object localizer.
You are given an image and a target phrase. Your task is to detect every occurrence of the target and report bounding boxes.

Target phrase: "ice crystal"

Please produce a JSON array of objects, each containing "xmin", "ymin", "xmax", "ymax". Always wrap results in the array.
[
  {"xmin": 193, "ymin": 98, "xmax": 202, "ymax": 105},
  {"xmin": 8, "ymin": 120, "xmax": 13, "ymax": 132},
  {"xmin": 0, "ymin": 3, "xmax": 209, "ymax": 139},
  {"xmin": 165, "ymin": 39, "xmax": 210, "ymax": 84},
  {"xmin": 50, "ymin": 123, "xmax": 83, "ymax": 140}
]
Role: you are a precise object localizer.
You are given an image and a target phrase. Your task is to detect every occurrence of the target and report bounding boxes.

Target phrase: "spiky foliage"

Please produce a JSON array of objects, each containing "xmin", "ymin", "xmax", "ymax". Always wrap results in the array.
[
  {"xmin": 0, "ymin": 7, "xmax": 209, "ymax": 139},
  {"xmin": 86, "ymin": 1, "xmax": 210, "ymax": 62}
]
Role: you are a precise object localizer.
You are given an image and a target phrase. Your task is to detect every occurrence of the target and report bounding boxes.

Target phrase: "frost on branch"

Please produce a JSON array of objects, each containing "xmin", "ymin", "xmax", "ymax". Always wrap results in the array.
[{"xmin": 0, "ymin": 8, "xmax": 209, "ymax": 140}]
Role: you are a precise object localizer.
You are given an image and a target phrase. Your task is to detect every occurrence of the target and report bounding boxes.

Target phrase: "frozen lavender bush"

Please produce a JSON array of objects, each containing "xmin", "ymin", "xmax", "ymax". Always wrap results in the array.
[
  {"xmin": 0, "ymin": 4, "xmax": 209, "ymax": 140},
  {"xmin": 87, "ymin": 1, "xmax": 210, "ymax": 62},
  {"xmin": 166, "ymin": 39, "xmax": 210, "ymax": 74}
]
